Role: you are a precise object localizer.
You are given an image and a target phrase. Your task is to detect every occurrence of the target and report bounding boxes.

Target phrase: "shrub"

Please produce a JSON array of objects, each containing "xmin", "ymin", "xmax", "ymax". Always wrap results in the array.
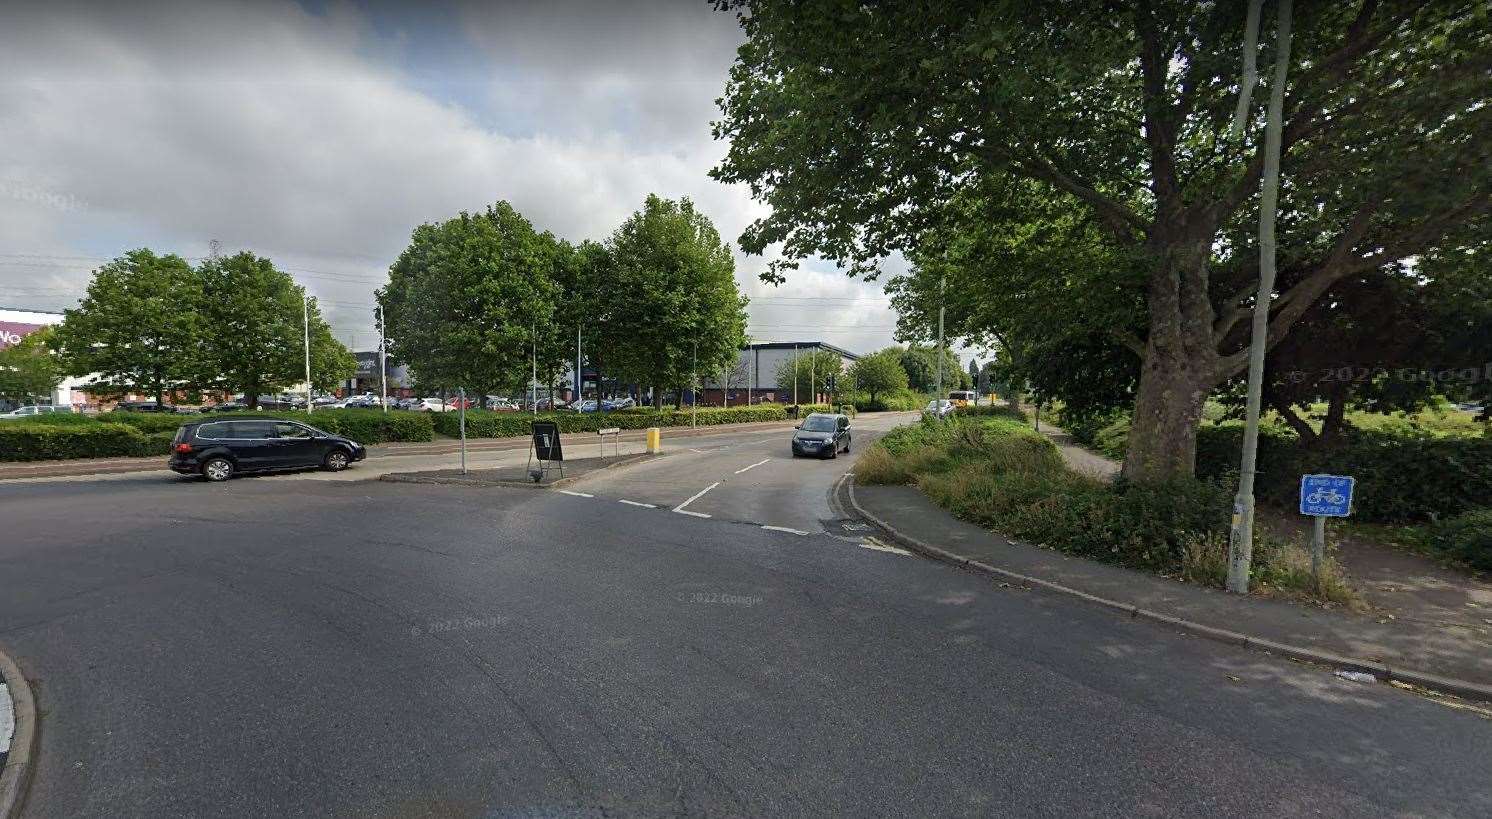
[
  {"xmin": 432, "ymin": 405, "xmax": 788, "ymax": 438},
  {"xmin": 954, "ymin": 403, "xmax": 1029, "ymax": 423},
  {"xmin": 1181, "ymin": 531, "xmax": 1361, "ymax": 606},
  {"xmin": 1052, "ymin": 406, "xmax": 1128, "ymax": 447},
  {"xmin": 1423, "ymin": 510, "xmax": 1492, "ymax": 571},
  {"xmin": 0, "ymin": 421, "xmax": 149, "ymax": 461},
  {"xmin": 1092, "ymin": 416, "xmax": 1132, "ymax": 461},
  {"xmin": 1197, "ymin": 424, "xmax": 1492, "ymax": 523},
  {"xmin": 103, "ymin": 411, "xmax": 197, "ymax": 433},
  {"xmin": 853, "ymin": 389, "xmax": 925, "ymax": 412}
]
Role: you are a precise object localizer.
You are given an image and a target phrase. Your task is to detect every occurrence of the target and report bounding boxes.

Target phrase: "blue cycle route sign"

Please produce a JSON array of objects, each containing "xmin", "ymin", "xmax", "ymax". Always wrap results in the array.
[{"xmin": 1299, "ymin": 474, "xmax": 1355, "ymax": 517}]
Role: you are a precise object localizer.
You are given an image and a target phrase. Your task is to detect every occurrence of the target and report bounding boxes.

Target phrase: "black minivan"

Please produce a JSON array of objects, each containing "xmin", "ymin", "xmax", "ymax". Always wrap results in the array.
[{"xmin": 169, "ymin": 419, "xmax": 366, "ymax": 481}]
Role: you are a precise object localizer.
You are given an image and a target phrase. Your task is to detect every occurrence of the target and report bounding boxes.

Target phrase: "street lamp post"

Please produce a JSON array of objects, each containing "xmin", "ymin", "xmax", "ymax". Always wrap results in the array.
[{"xmin": 303, "ymin": 296, "xmax": 313, "ymax": 415}]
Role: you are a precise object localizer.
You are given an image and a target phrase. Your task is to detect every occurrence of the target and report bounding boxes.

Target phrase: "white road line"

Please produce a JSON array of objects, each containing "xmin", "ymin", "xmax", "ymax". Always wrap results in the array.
[
  {"xmin": 618, "ymin": 499, "xmax": 657, "ymax": 508},
  {"xmin": 860, "ymin": 537, "xmax": 912, "ymax": 556},
  {"xmin": 734, "ymin": 458, "xmax": 771, "ymax": 475},
  {"xmin": 672, "ymin": 481, "xmax": 720, "ymax": 516},
  {"xmin": 761, "ymin": 525, "xmax": 809, "ymax": 536},
  {"xmin": 559, "ymin": 490, "xmax": 594, "ymax": 498},
  {"xmin": 0, "ymin": 681, "xmax": 12, "ymax": 753},
  {"xmin": 676, "ymin": 510, "xmax": 711, "ymax": 518}
]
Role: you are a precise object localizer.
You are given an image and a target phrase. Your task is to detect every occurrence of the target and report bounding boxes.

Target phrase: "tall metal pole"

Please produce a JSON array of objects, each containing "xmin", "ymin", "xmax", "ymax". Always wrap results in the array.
[
  {"xmin": 531, "ymin": 323, "xmax": 538, "ymax": 417},
  {"xmin": 1228, "ymin": 0, "xmax": 1293, "ymax": 594},
  {"xmin": 691, "ymin": 339, "xmax": 698, "ymax": 428},
  {"xmin": 810, "ymin": 346, "xmax": 816, "ymax": 407},
  {"xmin": 935, "ymin": 274, "xmax": 946, "ymax": 407},
  {"xmin": 377, "ymin": 304, "xmax": 387, "ymax": 413},
  {"xmin": 458, "ymin": 387, "xmax": 467, "ymax": 475},
  {"xmin": 303, "ymin": 296, "xmax": 313, "ymax": 414},
  {"xmin": 575, "ymin": 323, "xmax": 582, "ymax": 410},
  {"xmin": 792, "ymin": 344, "xmax": 799, "ymax": 407}
]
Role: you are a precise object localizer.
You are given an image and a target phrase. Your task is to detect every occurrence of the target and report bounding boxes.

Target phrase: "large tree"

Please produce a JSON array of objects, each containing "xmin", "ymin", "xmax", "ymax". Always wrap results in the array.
[
  {"xmin": 381, "ymin": 202, "xmax": 566, "ymax": 398},
  {"xmin": 198, "ymin": 252, "xmax": 354, "ymax": 407},
  {"xmin": 0, "ymin": 326, "xmax": 62, "ymax": 405},
  {"xmin": 712, "ymin": 0, "xmax": 1492, "ymax": 480},
  {"xmin": 53, "ymin": 248, "xmax": 203, "ymax": 403},
  {"xmin": 601, "ymin": 195, "xmax": 748, "ymax": 408},
  {"xmin": 848, "ymin": 347, "xmax": 910, "ymax": 404},
  {"xmin": 775, "ymin": 348, "xmax": 847, "ymax": 404}
]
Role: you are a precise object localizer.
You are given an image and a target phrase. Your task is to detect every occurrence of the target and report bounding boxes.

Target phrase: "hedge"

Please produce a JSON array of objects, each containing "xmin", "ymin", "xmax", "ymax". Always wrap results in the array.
[
  {"xmin": 1196, "ymin": 424, "xmax": 1492, "ymax": 523},
  {"xmin": 0, "ymin": 421, "xmax": 152, "ymax": 461},
  {"xmin": 431, "ymin": 405, "xmax": 788, "ymax": 438},
  {"xmin": 1423, "ymin": 509, "xmax": 1492, "ymax": 571},
  {"xmin": 954, "ymin": 403, "xmax": 1029, "ymax": 423}
]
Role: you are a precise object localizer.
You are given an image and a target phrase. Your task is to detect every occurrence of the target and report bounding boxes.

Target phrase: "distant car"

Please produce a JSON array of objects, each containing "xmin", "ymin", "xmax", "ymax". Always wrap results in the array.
[
  {"xmin": 791, "ymin": 413, "xmax": 851, "ymax": 458},
  {"xmin": 486, "ymin": 398, "xmax": 519, "ymax": 411},
  {"xmin": 602, "ymin": 397, "xmax": 636, "ymax": 410},
  {"xmin": 573, "ymin": 399, "xmax": 600, "ymax": 412},
  {"xmin": 114, "ymin": 400, "xmax": 177, "ymax": 414},
  {"xmin": 208, "ymin": 402, "xmax": 247, "ymax": 413},
  {"xmin": 446, "ymin": 396, "xmax": 478, "ymax": 410},
  {"xmin": 169, "ymin": 419, "xmax": 366, "ymax": 482},
  {"xmin": 923, "ymin": 399, "xmax": 955, "ymax": 420},
  {"xmin": 0, "ymin": 404, "xmax": 70, "ymax": 420},
  {"xmin": 413, "ymin": 398, "xmax": 449, "ymax": 412}
]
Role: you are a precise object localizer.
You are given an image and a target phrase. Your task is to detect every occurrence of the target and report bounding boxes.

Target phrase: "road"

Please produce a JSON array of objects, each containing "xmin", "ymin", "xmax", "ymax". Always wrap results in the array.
[{"xmin": 1, "ymin": 415, "xmax": 1489, "ymax": 817}]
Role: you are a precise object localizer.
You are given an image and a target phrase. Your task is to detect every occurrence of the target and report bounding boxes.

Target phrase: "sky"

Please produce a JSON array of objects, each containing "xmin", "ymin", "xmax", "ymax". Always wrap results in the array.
[{"xmin": 0, "ymin": 0, "xmax": 918, "ymax": 358}]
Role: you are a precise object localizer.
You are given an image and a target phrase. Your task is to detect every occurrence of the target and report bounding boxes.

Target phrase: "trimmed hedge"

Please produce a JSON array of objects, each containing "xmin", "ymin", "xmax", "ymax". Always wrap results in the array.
[
  {"xmin": 431, "ymin": 405, "xmax": 789, "ymax": 438},
  {"xmin": 0, "ymin": 421, "xmax": 152, "ymax": 461},
  {"xmin": 1196, "ymin": 424, "xmax": 1492, "ymax": 523},
  {"xmin": 954, "ymin": 403, "xmax": 1029, "ymax": 423}
]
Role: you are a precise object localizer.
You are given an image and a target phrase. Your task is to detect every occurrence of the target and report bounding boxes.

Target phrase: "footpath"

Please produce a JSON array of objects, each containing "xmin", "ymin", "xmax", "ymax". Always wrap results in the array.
[{"xmin": 847, "ymin": 419, "xmax": 1492, "ymax": 701}]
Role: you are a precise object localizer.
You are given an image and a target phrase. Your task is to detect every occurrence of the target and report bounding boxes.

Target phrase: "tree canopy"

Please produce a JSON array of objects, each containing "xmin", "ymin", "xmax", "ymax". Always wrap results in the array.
[
  {"xmin": 713, "ymin": 0, "xmax": 1492, "ymax": 479},
  {"xmin": 848, "ymin": 347, "xmax": 909, "ymax": 403},
  {"xmin": 0, "ymin": 326, "xmax": 62, "ymax": 404}
]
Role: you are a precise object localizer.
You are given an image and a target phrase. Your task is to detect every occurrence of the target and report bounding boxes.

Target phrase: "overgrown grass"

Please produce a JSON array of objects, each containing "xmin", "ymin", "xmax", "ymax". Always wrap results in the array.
[{"xmin": 862, "ymin": 415, "xmax": 1361, "ymax": 605}]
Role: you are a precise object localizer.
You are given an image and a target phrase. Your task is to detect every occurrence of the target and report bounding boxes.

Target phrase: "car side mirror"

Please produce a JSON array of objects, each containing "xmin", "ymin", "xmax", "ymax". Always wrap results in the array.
[{"xmin": 794, "ymin": 424, "xmax": 802, "ymax": 429}]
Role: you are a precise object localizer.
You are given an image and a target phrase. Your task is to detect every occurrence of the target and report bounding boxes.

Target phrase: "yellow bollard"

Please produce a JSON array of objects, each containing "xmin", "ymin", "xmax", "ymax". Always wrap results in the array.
[{"xmin": 646, "ymin": 427, "xmax": 661, "ymax": 454}]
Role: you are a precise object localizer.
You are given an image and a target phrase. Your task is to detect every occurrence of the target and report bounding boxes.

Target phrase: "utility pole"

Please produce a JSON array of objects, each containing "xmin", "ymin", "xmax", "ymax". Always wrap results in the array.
[
  {"xmin": 792, "ymin": 344, "xmax": 799, "ymax": 406},
  {"xmin": 935, "ymin": 274, "xmax": 946, "ymax": 409},
  {"xmin": 1228, "ymin": 0, "xmax": 1293, "ymax": 594},
  {"xmin": 531, "ymin": 323, "xmax": 538, "ymax": 417},
  {"xmin": 303, "ymin": 296, "xmax": 313, "ymax": 414},
  {"xmin": 691, "ymin": 339, "xmax": 698, "ymax": 428},
  {"xmin": 376, "ymin": 304, "xmax": 387, "ymax": 413},
  {"xmin": 575, "ymin": 323, "xmax": 582, "ymax": 411},
  {"xmin": 810, "ymin": 346, "xmax": 816, "ymax": 407}
]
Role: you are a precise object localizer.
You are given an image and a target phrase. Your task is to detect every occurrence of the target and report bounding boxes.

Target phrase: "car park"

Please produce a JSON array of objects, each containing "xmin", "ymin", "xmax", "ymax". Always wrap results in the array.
[
  {"xmin": 602, "ymin": 397, "xmax": 637, "ymax": 410},
  {"xmin": 168, "ymin": 419, "xmax": 366, "ymax": 482},
  {"xmin": 207, "ymin": 402, "xmax": 248, "ymax": 413},
  {"xmin": 411, "ymin": 397, "xmax": 448, "ymax": 412},
  {"xmin": 0, "ymin": 404, "xmax": 71, "ymax": 420},
  {"xmin": 790, "ymin": 412, "xmax": 851, "ymax": 458},
  {"xmin": 923, "ymin": 399, "xmax": 955, "ymax": 420}
]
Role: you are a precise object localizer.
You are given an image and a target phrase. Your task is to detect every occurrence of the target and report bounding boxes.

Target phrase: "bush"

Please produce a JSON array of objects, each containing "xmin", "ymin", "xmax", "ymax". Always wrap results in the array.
[
  {"xmin": 1092, "ymin": 416, "xmax": 1132, "ymax": 461},
  {"xmin": 0, "ymin": 421, "xmax": 149, "ymax": 461},
  {"xmin": 852, "ymin": 389, "xmax": 925, "ymax": 412},
  {"xmin": 1423, "ymin": 510, "xmax": 1492, "ymax": 571},
  {"xmin": 1197, "ymin": 424, "xmax": 1492, "ymax": 523},
  {"xmin": 954, "ymin": 403, "xmax": 1029, "ymax": 423},
  {"xmin": 431, "ymin": 405, "xmax": 788, "ymax": 438},
  {"xmin": 104, "ymin": 411, "xmax": 198, "ymax": 433},
  {"xmin": 1052, "ymin": 406, "xmax": 1128, "ymax": 447}
]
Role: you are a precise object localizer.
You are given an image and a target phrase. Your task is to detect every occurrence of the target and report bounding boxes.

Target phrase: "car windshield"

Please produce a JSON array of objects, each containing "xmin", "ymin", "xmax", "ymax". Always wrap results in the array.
[{"xmin": 800, "ymin": 416, "xmax": 837, "ymax": 432}]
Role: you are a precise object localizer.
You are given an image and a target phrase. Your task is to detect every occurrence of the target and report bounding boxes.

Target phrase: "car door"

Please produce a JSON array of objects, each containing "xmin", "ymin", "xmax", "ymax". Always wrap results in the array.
[
  {"xmin": 836, "ymin": 416, "xmax": 850, "ymax": 450},
  {"xmin": 271, "ymin": 421, "xmax": 321, "ymax": 468},
  {"xmin": 226, "ymin": 421, "xmax": 279, "ymax": 470}
]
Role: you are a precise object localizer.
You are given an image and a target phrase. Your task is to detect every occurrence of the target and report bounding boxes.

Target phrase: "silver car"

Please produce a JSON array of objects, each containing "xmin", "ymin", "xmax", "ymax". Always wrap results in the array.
[{"xmin": 923, "ymin": 399, "xmax": 955, "ymax": 420}]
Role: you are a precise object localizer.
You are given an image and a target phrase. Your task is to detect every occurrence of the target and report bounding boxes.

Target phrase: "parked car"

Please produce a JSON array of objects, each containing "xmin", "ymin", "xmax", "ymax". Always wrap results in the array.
[
  {"xmin": 573, "ymin": 399, "xmax": 600, "ymax": 412},
  {"xmin": 602, "ymin": 397, "xmax": 637, "ymax": 410},
  {"xmin": 486, "ymin": 398, "xmax": 519, "ymax": 411},
  {"xmin": 114, "ymin": 400, "xmax": 177, "ymax": 414},
  {"xmin": 923, "ymin": 399, "xmax": 955, "ymax": 420},
  {"xmin": 790, "ymin": 413, "xmax": 851, "ymax": 458},
  {"xmin": 446, "ymin": 396, "xmax": 478, "ymax": 410},
  {"xmin": 207, "ymin": 402, "xmax": 248, "ymax": 413},
  {"xmin": 0, "ymin": 404, "xmax": 71, "ymax": 420},
  {"xmin": 168, "ymin": 419, "xmax": 366, "ymax": 482},
  {"xmin": 412, "ymin": 398, "xmax": 449, "ymax": 412}
]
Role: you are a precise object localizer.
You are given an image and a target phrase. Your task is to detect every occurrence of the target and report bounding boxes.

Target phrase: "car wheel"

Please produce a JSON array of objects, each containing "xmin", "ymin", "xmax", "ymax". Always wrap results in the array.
[
  {"xmin": 844, "ymin": 439, "xmax": 851, "ymax": 453},
  {"xmin": 202, "ymin": 457, "xmax": 234, "ymax": 482},
  {"xmin": 324, "ymin": 450, "xmax": 350, "ymax": 471}
]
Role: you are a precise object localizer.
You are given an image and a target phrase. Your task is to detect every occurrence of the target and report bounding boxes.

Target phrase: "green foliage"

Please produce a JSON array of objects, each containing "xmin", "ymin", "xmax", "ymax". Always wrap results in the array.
[
  {"xmin": 0, "ymin": 421, "xmax": 150, "ymax": 461},
  {"xmin": 896, "ymin": 345, "xmax": 968, "ymax": 393},
  {"xmin": 0, "ymin": 326, "xmax": 62, "ymax": 403},
  {"xmin": 382, "ymin": 202, "xmax": 566, "ymax": 396},
  {"xmin": 1196, "ymin": 424, "xmax": 1492, "ymax": 524},
  {"xmin": 1092, "ymin": 417, "xmax": 1133, "ymax": 462},
  {"xmin": 53, "ymin": 248, "xmax": 203, "ymax": 402},
  {"xmin": 431, "ymin": 405, "xmax": 787, "ymax": 438},
  {"xmin": 197, "ymin": 252, "xmax": 353, "ymax": 402},
  {"xmin": 1422, "ymin": 510, "xmax": 1492, "ymax": 572},
  {"xmin": 953, "ymin": 403, "xmax": 1028, "ymax": 423},
  {"xmin": 601, "ymin": 195, "xmax": 747, "ymax": 400},
  {"xmin": 846, "ymin": 347, "xmax": 908, "ymax": 402},
  {"xmin": 773, "ymin": 349, "xmax": 845, "ymax": 402},
  {"xmin": 851, "ymin": 388, "xmax": 924, "ymax": 412}
]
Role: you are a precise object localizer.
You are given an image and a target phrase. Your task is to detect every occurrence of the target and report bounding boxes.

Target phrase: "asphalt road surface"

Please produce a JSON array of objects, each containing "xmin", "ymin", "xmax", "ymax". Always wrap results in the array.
[{"xmin": 1, "ymin": 416, "xmax": 1489, "ymax": 817}]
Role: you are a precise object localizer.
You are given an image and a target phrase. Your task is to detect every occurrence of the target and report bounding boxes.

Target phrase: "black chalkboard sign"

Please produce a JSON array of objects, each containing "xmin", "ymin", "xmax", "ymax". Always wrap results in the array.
[{"xmin": 531, "ymin": 420, "xmax": 562, "ymax": 461}]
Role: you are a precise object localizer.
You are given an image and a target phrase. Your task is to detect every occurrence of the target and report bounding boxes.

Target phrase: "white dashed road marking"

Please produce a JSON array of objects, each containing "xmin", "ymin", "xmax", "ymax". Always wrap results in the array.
[
  {"xmin": 761, "ymin": 525, "xmax": 809, "ymax": 536},
  {"xmin": 559, "ymin": 490, "xmax": 594, "ymax": 498},
  {"xmin": 618, "ymin": 499, "xmax": 656, "ymax": 508},
  {"xmin": 1, "ymin": 681, "xmax": 12, "ymax": 753},
  {"xmin": 734, "ymin": 458, "xmax": 771, "ymax": 475},
  {"xmin": 672, "ymin": 482, "xmax": 719, "ymax": 517}
]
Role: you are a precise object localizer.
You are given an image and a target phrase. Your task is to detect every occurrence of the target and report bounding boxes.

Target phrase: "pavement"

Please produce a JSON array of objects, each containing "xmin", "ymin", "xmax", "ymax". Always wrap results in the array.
[{"xmin": 1, "ymin": 412, "xmax": 1490, "ymax": 816}]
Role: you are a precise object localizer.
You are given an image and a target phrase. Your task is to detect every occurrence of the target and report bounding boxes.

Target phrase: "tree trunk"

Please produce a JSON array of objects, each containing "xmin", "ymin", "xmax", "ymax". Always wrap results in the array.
[
  {"xmin": 1270, "ymin": 397, "xmax": 1318, "ymax": 445},
  {"xmin": 1122, "ymin": 355, "xmax": 1211, "ymax": 482},
  {"xmin": 246, "ymin": 384, "xmax": 260, "ymax": 410},
  {"xmin": 1316, "ymin": 387, "xmax": 1350, "ymax": 447},
  {"xmin": 652, "ymin": 385, "xmax": 662, "ymax": 410}
]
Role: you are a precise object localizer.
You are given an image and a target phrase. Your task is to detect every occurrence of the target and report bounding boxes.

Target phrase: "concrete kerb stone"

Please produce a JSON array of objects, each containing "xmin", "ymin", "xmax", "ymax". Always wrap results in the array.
[
  {"xmin": 0, "ymin": 647, "xmax": 37, "ymax": 819},
  {"xmin": 844, "ymin": 477, "xmax": 1492, "ymax": 705}
]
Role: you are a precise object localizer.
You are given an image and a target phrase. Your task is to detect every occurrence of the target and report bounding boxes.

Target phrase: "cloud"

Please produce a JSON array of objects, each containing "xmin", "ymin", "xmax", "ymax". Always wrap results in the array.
[{"xmin": 0, "ymin": 0, "xmax": 908, "ymax": 358}]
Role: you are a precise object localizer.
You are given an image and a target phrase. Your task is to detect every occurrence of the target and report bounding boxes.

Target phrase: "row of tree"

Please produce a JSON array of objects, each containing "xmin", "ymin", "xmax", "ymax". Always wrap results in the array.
[
  {"xmin": 36, "ymin": 249, "xmax": 355, "ymax": 407},
  {"xmin": 379, "ymin": 195, "xmax": 748, "ymax": 406},
  {"xmin": 711, "ymin": 0, "xmax": 1491, "ymax": 480}
]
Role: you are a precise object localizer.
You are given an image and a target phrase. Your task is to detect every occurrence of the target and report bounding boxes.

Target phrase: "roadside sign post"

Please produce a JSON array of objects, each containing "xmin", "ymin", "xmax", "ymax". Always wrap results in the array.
[
  {"xmin": 458, "ymin": 387, "xmax": 468, "ymax": 475},
  {"xmin": 527, "ymin": 420, "xmax": 564, "ymax": 483},
  {"xmin": 1299, "ymin": 474, "xmax": 1354, "ymax": 580}
]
